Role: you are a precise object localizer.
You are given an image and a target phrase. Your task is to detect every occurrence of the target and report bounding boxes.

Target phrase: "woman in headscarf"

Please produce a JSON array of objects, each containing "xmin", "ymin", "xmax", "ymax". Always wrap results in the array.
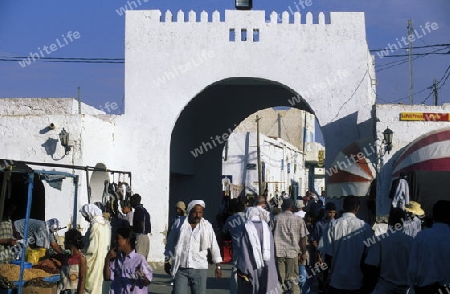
[
  {"xmin": 236, "ymin": 207, "xmax": 279, "ymax": 294},
  {"xmin": 79, "ymin": 204, "xmax": 111, "ymax": 294}
]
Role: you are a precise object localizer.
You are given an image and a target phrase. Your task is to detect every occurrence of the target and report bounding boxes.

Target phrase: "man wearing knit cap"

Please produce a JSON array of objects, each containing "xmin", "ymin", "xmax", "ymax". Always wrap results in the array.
[
  {"xmin": 168, "ymin": 201, "xmax": 187, "ymax": 235},
  {"xmin": 175, "ymin": 201, "xmax": 186, "ymax": 216},
  {"xmin": 164, "ymin": 200, "xmax": 222, "ymax": 294}
]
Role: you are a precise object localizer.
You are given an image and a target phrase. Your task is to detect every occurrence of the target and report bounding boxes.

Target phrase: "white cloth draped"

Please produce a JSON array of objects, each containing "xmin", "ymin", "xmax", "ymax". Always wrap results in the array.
[
  {"xmin": 392, "ymin": 179, "xmax": 410, "ymax": 210},
  {"xmin": 80, "ymin": 204, "xmax": 103, "ymax": 222},
  {"xmin": 245, "ymin": 207, "xmax": 271, "ymax": 269},
  {"xmin": 171, "ymin": 217, "xmax": 221, "ymax": 276}
]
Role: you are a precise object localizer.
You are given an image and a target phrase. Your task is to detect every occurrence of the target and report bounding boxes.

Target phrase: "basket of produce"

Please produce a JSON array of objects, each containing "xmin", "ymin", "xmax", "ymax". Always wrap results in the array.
[
  {"xmin": 32, "ymin": 258, "xmax": 61, "ymax": 275},
  {"xmin": 0, "ymin": 264, "xmax": 54, "ymax": 287}
]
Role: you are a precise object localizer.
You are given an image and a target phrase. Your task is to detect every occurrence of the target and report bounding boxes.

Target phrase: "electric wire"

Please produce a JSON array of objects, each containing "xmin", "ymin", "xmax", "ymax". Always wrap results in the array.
[
  {"xmin": 369, "ymin": 43, "xmax": 450, "ymax": 52},
  {"xmin": 376, "ymin": 47, "xmax": 449, "ymax": 72},
  {"xmin": 437, "ymin": 66, "xmax": 450, "ymax": 90},
  {"xmin": 436, "ymin": 64, "xmax": 450, "ymax": 86},
  {"xmin": 420, "ymin": 90, "xmax": 434, "ymax": 104},
  {"xmin": 0, "ymin": 44, "xmax": 447, "ymax": 65}
]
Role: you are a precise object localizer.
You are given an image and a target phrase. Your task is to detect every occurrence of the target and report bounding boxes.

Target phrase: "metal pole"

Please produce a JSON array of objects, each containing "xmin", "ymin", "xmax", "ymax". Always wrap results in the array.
[
  {"xmin": 224, "ymin": 140, "xmax": 228, "ymax": 161},
  {"xmin": 78, "ymin": 86, "xmax": 81, "ymax": 114},
  {"xmin": 0, "ymin": 170, "xmax": 11, "ymax": 220},
  {"xmin": 85, "ymin": 168, "xmax": 91, "ymax": 203},
  {"xmin": 73, "ymin": 175, "xmax": 79, "ymax": 228},
  {"xmin": 18, "ymin": 172, "xmax": 34, "ymax": 294},
  {"xmin": 256, "ymin": 115, "xmax": 263, "ymax": 196},
  {"xmin": 407, "ymin": 19, "xmax": 414, "ymax": 105},
  {"xmin": 433, "ymin": 79, "xmax": 438, "ymax": 106},
  {"xmin": 277, "ymin": 113, "xmax": 281, "ymax": 138}
]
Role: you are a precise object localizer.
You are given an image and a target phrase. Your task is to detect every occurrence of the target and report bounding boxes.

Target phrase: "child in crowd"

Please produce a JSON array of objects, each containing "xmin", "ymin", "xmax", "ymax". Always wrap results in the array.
[
  {"xmin": 60, "ymin": 229, "xmax": 86, "ymax": 294},
  {"xmin": 104, "ymin": 226, "xmax": 153, "ymax": 293}
]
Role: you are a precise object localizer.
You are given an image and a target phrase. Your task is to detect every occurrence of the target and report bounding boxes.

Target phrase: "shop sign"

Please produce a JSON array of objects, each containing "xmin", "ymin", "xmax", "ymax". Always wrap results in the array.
[
  {"xmin": 318, "ymin": 150, "xmax": 325, "ymax": 167},
  {"xmin": 400, "ymin": 112, "xmax": 450, "ymax": 122}
]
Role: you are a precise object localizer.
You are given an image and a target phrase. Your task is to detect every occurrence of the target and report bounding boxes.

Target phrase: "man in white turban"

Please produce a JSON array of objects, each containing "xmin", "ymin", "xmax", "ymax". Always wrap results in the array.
[
  {"xmin": 164, "ymin": 200, "xmax": 222, "ymax": 294},
  {"xmin": 80, "ymin": 203, "xmax": 111, "ymax": 294}
]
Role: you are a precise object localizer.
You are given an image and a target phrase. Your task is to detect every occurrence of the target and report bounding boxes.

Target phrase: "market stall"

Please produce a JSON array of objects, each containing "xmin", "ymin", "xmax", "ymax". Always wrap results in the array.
[
  {"xmin": 391, "ymin": 128, "xmax": 450, "ymax": 217},
  {"xmin": 326, "ymin": 138, "xmax": 377, "ymax": 224},
  {"xmin": 0, "ymin": 160, "xmax": 133, "ymax": 293},
  {"xmin": 0, "ymin": 161, "xmax": 79, "ymax": 294}
]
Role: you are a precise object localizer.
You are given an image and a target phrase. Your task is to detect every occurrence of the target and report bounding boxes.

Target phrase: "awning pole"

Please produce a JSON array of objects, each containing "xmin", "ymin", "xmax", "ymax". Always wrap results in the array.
[
  {"xmin": 0, "ymin": 169, "xmax": 12, "ymax": 220},
  {"xmin": 18, "ymin": 172, "xmax": 34, "ymax": 294},
  {"xmin": 85, "ymin": 168, "xmax": 91, "ymax": 203},
  {"xmin": 73, "ymin": 175, "xmax": 79, "ymax": 228}
]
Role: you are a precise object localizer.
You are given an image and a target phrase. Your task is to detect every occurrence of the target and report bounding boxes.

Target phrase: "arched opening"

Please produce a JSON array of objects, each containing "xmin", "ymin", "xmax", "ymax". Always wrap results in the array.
[{"xmin": 169, "ymin": 78, "xmax": 319, "ymax": 223}]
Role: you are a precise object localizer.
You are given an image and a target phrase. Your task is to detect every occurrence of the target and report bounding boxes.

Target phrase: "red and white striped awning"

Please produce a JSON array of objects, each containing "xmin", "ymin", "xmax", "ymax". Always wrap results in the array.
[
  {"xmin": 327, "ymin": 138, "xmax": 377, "ymax": 197},
  {"xmin": 393, "ymin": 128, "xmax": 450, "ymax": 177}
]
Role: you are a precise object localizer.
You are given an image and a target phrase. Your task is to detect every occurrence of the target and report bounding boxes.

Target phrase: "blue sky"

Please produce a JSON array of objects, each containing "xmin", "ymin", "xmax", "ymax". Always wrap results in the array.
[{"xmin": 0, "ymin": 0, "xmax": 449, "ymax": 117}]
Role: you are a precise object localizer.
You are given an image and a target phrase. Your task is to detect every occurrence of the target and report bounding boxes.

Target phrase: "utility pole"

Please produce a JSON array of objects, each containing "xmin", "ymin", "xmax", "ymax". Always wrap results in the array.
[
  {"xmin": 223, "ymin": 140, "xmax": 228, "ymax": 161},
  {"xmin": 277, "ymin": 113, "xmax": 281, "ymax": 138},
  {"xmin": 407, "ymin": 19, "xmax": 414, "ymax": 105},
  {"xmin": 256, "ymin": 115, "xmax": 263, "ymax": 196},
  {"xmin": 433, "ymin": 79, "xmax": 439, "ymax": 106},
  {"xmin": 77, "ymin": 86, "xmax": 82, "ymax": 114}
]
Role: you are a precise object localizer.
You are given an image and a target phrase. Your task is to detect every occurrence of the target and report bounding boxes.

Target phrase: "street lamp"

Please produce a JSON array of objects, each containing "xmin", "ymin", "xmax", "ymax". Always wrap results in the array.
[
  {"xmin": 373, "ymin": 127, "xmax": 394, "ymax": 173},
  {"xmin": 59, "ymin": 128, "xmax": 71, "ymax": 155},
  {"xmin": 235, "ymin": 0, "xmax": 252, "ymax": 10},
  {"xmin": 383, "ymin": 127, "xmax": 393, "ymax": 154}
]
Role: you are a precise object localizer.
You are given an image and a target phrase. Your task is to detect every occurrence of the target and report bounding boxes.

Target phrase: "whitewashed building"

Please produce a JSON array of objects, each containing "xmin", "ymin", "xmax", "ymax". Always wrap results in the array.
[
  {"xmin": 376, "ymin": 103, "xmax": 450, "ymax": 219},
  {"xmin": 222, "ymin": 132, "xmax": 307, "ymax": 199},
  {"xmin": 0, "ymin": 9, "xmax": 385, "ymax": 262}
]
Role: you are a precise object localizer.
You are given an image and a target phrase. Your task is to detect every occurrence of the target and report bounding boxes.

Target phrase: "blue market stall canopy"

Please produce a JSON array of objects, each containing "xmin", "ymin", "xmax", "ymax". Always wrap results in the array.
[{"xmin": 327, "ymin": 138, "xmax": 377, "ymax": 197}]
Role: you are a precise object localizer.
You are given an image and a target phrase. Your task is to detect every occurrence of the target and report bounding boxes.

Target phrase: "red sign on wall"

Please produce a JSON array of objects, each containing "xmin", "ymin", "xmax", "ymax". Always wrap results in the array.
[{"xmin": 400, "ymin": 112, "xmax": 450, "ymax": 121}]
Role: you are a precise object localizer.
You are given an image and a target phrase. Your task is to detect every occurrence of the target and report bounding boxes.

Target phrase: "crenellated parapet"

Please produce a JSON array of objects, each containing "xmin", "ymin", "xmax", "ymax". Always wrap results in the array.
[
  {"xmin": 136, "ymin": 9, "xmax": 365, "ymax": 43},
  {"xmin": 148, "ymin": 10, "xmax": 329, "ymax": 24}
]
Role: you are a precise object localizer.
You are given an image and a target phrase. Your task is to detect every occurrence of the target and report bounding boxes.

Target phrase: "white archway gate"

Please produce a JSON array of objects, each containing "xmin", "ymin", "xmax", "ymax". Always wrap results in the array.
[{"xmin": 115, "ymin": 9, "xmax": 376, "ymax": 261}]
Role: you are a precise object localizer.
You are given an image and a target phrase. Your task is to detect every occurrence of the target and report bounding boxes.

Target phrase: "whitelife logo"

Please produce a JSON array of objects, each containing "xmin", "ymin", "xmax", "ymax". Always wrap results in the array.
[
  {"xmin": 18, "ymin": 31, "xmax": 81, "ymax": 68},
  {"xmin": 116, "ymin": 0, "xmax": 150, "ymax": 16},
  {"xmin": 376, "ymin": 22, "xmax": 439, "ymax": 58}
]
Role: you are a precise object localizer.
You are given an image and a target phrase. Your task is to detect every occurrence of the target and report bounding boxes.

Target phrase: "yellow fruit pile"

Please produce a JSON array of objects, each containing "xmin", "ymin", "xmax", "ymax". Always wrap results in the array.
[{"xmin": 0, "ymin": 264, "xmax": 52, "ymax": 282}]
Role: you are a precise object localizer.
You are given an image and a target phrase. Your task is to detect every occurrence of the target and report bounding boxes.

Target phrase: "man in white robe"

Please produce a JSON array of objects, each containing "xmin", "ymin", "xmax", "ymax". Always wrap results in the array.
[
  {"xmin": 164, "ymin": 200, "xmax": 222, "ymax": 294},
  {"xmin": 80, "ymin": 204, "xmax": 111, "ymax": 294}
]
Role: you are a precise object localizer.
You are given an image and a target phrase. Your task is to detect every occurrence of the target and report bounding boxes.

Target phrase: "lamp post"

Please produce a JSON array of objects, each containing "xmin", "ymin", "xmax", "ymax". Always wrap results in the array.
[
  {"xmin": 383, "ymin": 127, "xmax": 393, "ymax": 154},
  {"xmin": 376, "ymin": 127, "xmax": 394, "ymax": 173},
  {"xmin": 59, "ymin": 128, "xmax": 71, "ymax": 155},
  {"xmin": 374, "ymin": 127, "xmax": 394, "ymax": 224}
]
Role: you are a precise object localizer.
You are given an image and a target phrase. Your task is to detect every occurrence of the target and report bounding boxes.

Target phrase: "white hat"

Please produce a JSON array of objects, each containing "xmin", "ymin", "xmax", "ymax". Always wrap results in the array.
[{"xmin": 296, "ymin": 200, "xmax": 305, "ymax": 209}]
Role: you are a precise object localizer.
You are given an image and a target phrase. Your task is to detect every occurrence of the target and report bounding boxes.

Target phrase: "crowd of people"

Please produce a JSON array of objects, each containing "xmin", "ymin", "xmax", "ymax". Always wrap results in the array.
[
  {"xmin": 164, "ymin": 191, "xmax": 450, "ymax": 294},
  {"xmin": 0, "ymin": 193, "xmax": 153, "ymax": 294},
  {"xmin": 2, "ymin": 188, "xmax": 450, "ymax": 294}
]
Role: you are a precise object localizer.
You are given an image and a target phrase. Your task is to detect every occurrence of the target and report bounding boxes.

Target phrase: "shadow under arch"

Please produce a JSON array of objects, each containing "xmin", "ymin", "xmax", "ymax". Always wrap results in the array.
[
  {"xmin": 169, "ymin": 77, "xmax": 315, "ymax": 223},
  {"xmin": 0, "ymin": 171, "xmax": 46, "ymax": 221}
]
